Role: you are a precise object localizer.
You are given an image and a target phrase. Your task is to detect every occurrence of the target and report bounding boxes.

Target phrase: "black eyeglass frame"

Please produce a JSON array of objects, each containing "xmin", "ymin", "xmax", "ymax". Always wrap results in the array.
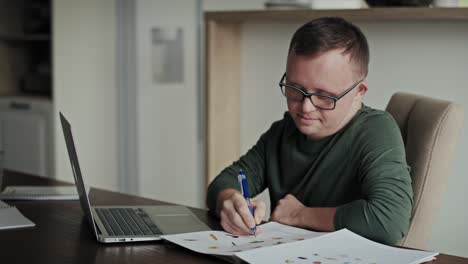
[{"xmin": 278, "ymin": 72, "xmax": 364, "ymax": 110}]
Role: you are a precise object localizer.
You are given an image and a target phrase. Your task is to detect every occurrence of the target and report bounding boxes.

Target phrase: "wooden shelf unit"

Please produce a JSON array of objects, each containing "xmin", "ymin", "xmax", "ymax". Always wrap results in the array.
[
  {"xmin": 205, "ymin": 7, "xmax": 468, "ymax": 22},
  {"xmin": 204, "ymin": 7, "xmax": 468, "ymax": 184},
  {"xmin": 0, "ymin": 34, "xmax": 51, "ymax": 42}
]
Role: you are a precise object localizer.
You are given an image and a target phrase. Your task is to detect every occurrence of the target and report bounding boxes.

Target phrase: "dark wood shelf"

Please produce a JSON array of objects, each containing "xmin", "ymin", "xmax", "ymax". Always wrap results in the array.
[
  {"xmin": 0, "ymin": 34, "xmax": 51, "ymax": 42},
  {"xmin": 205, "ymin": 7, "xmax": 468, "ymax": 23},
  {"xmin": 0, "ymin": 92, "xmax": 52, "ymax": 100}
]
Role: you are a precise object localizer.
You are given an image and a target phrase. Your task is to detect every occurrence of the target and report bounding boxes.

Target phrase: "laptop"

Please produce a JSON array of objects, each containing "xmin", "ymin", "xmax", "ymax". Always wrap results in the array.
[{"xmin": 60, "ymin": 112, "xmax": 210, "ymax": 243}]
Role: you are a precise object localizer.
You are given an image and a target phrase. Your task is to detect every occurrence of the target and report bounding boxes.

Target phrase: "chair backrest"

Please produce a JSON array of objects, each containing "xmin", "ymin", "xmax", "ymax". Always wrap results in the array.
[{"xmin": 385, "ymin": 92, "xmax": 464, "ymax": 249}]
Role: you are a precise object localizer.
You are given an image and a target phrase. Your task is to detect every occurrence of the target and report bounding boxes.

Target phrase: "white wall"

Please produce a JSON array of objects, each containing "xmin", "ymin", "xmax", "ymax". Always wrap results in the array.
[
  {"xmin": 51, "ymin": 0, "xmax": 272, "ymax": 209},
  {"xmin": 134, "ymin": 0, "xmax": 203, "ymax": 208},
  {"xmin": 53, "ymin": 0, "xmax": 118, "ymax": 191},
  {"xmin": 239, "ymin": 21, "xmax": 468, "ymax": 257}
]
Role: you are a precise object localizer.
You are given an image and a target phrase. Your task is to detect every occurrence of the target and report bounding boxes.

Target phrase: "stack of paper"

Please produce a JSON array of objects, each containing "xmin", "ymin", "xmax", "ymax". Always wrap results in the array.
[
  {"xmin": 161, "ymin": 222, "xmax": 438, "ymax": 264},
  {"xmin": 236, "ymin": 228, "xmax": 437, "ymax": 264}
]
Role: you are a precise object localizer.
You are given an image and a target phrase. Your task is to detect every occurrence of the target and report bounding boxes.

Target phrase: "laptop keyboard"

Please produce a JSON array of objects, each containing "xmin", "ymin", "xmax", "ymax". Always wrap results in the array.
[{"xmin": 95, "ymin": 208, "xmax": 163, "ymax": 237}]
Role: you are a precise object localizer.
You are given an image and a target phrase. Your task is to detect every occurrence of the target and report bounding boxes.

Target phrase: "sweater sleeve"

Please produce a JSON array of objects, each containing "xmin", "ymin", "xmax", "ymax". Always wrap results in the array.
[
  {"xmin": 334, "ymin": 114, "xmax": 414, "ymax": 245},
  {"xmin": 206, "ymin": 130, "xmax": 269, "ymax": 214}
]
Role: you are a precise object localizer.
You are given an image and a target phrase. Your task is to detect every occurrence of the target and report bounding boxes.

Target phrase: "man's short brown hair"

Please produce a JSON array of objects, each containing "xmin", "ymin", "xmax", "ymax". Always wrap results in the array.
[{"xmin": 289, "ymin": 17, "xmax": 369, "ymax": 78}]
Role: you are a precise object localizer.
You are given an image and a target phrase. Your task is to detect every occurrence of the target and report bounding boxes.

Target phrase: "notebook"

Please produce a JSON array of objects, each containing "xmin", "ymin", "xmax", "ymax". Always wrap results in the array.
[
  {"xmin": 0, "ymin": 186, "xmax": 79, "ymax": 200},
  {"xmin": 0, "ymin": 200, "xmax": 35, "ymax": 230},
  {"xmin": 161, "ymin": 222, "xmax": 438, "ymax": 264}
]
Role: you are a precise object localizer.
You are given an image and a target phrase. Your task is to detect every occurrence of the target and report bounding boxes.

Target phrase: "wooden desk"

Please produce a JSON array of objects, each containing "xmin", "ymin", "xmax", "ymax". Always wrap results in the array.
[
  {"xmin": 0, "ymin": 171, "xmax": 221, "ymax": 264},
  {"xmin": 1, "ymin": 170, "xmax": 467, "ymax": 264}
]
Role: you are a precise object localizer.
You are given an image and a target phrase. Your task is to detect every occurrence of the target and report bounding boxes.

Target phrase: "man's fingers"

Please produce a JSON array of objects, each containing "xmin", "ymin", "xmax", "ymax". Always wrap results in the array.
[
  {"xmin": 221, "ymin": 216, "xmax": 243, "ymax": 235},
  {"xmin": 227, "ymin": 202, "xmax": 255, "ymax": 234},
  {"xmin": 220, "ymin": 217, "xmax": 235, "ymax": 234},
  {"xmin": 221, "ymin": 207, "xmax": 251, "ymax": 235},
  {"xmin": 230, "ymin": 212, "xmax": 253, "ymax": 235},
  {"xmin": 233, "ymin": 198, "xmax": 256, "ymax": 230},
  {"xmin": 220, "ymin": 198, "xmax": 247, "ymax": 234}
]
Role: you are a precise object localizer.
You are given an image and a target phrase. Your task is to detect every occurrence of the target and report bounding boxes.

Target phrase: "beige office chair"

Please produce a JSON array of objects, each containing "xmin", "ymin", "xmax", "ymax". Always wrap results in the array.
[{"xmin": 385, "ymin": 92, "xmax": 464, "ymax": 249}]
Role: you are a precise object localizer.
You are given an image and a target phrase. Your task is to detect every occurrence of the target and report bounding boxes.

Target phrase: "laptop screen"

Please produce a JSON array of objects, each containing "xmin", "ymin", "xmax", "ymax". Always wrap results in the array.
[{"xmin": 59, "ymin": 112, "xmax": 98, "ymax": 235}]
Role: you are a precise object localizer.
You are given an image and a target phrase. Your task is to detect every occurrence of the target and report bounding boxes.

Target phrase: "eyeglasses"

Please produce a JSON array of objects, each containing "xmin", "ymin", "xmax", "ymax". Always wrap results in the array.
[{"xmin": 279, "ymin": 73, "xmax": 364, "ymax": 110}]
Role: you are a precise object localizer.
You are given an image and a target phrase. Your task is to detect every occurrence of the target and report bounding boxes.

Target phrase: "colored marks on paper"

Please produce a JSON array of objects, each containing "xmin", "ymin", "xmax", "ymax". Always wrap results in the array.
[
  {"xmin": 249, "ymin": 240, "xmax": 265, "ymax": 244},
  {"xmin": 207, "ymin": 234, "xmax": 220, "ymax": 250},
  {"xmin": 225, "ymin": 234, "xmax": 239, "ymax": 238},
  {"xmin": 281, "ymin": 253, "xmax": 373, "ymax": 264},
  {"xmin": 284, "ymin": 257, "xmax": 318, "ymax": 263},
  {"xmin": 296, "ymin": 253, "xmax": 377, "ymax": 264},
  {"xmin": 183, "ymin": 239, "xmax": 198, "ymax": 241}
]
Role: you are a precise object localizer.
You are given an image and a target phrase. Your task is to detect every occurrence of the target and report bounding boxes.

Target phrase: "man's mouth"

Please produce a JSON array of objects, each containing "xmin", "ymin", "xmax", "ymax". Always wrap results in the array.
[{"xmin": 297, "ymin": 114, "xmax": 320, "ymax": 124}]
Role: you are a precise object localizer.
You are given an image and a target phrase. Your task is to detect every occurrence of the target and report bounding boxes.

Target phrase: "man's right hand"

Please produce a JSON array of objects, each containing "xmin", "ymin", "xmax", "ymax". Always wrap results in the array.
[{"xmin": 216, "ymin": 189, "xmax": 266, "ymax": 235}]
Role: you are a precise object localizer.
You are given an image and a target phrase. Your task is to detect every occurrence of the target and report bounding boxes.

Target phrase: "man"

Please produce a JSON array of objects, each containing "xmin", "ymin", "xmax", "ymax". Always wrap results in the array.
[{"xmin": 206, "ymin": 17, "xmax": 413, "ymax": 245}]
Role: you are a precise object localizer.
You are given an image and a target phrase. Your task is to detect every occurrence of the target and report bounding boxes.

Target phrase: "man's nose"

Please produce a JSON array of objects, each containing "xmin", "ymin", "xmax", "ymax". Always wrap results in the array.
[{"xmin": 301, "ymin": 96, "xmax": 317, "ymax": 112}]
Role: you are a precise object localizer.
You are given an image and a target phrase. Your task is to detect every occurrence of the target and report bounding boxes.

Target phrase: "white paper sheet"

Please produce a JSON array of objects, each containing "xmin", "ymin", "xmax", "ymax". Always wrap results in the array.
[
  {"xmin": 0, "ymin": 185, "xmax": 79, "ymax": 200},
  {"xmin": 161, "ymin": 221, "xmax": 326, "ymax": 256},
  {"xmin": 0, "ymin": 200, "xmax": 35, "ymax": 230},
  {"xmin": 236, "ymin": 229, "xmax": 438, "ymax": 264}
]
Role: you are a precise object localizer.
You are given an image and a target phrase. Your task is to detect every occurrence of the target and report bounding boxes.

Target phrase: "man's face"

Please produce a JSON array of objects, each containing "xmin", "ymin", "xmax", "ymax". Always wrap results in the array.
[{"xmin": 285, "ymin": 50, "xmax": 367, "ymax": 140}]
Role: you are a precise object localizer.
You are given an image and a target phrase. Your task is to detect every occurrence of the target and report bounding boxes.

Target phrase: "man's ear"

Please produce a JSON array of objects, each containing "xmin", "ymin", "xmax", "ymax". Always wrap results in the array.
[{"xmin": 356, "ymin": 80, "xmax": 368, "ymax": 98}]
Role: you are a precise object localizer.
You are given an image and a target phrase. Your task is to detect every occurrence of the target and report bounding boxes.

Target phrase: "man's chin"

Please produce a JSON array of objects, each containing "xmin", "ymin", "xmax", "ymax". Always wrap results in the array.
[
  {"xmin": 294, "ymin": 117, "xmax": 320, "ymax": 128},
  {"xmin": 296, "ymin": 124, "xmax": 321, "ymax": 138}
]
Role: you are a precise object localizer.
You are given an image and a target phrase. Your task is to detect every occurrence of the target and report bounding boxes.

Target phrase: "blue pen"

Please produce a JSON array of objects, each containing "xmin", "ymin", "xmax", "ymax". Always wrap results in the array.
[{"xmin": 238, "ymin": 169, "xmax": 257, "ymax": 236}]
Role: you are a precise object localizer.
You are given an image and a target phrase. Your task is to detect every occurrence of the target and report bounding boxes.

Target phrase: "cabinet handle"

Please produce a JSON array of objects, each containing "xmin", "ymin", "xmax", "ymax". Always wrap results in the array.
[{"xmin": 9, "ymin": 101, "xmax": 31, "ymax": 110}]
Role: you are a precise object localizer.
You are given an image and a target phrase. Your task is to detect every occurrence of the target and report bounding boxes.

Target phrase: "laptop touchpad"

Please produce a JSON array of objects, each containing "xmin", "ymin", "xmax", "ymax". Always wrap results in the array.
[
  {"xmin": 145, "ymin": 206, "xmax": 210, "ymax": 234},
  {"xmin": 155, "ymin": 215, "xmax": 208, "ymax": 234}
]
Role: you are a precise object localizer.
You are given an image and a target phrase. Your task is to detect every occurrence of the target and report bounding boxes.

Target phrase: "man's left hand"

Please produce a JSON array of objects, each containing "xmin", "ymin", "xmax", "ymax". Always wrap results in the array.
[{"xmin": 270, "ymin": 194, "xmax": 305, "ymax": 226}]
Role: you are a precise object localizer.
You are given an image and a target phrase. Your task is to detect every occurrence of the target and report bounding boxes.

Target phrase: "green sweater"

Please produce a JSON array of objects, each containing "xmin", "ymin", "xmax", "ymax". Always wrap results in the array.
[{"xmin": 207, "ymin": 105, "xmax": 413, "ymax": 245}]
